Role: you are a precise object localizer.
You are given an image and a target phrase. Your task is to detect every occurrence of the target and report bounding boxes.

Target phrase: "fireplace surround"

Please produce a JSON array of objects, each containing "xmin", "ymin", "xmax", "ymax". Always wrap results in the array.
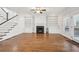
[{"xmin": 36, "ymin": 26, "xmax": 44, "ymax": 34}]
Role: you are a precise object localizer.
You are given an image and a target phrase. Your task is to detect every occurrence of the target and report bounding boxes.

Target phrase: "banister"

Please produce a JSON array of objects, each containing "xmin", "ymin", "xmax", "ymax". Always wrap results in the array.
[
  {"xmin": 0, "ymin": 8, "xmax": 18, "ymax": 25},
  {"xmin": 8, "ymin": 15, "xmax": 18, "ymax": 20},
  {"xmin": 0, "ymin": 15, "xmax": 18, "ymax": 25}
]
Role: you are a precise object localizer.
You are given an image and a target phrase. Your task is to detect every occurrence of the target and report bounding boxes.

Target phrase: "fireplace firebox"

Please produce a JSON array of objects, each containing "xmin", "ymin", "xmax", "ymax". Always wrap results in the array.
[{"xmin": 36, "ymin": 26, "xmax": 44, "ymax": 34}]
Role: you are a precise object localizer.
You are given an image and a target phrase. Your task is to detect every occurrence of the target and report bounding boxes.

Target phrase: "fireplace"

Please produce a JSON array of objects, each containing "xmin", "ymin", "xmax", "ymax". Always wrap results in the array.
[{"xmin": 36, "ymin": 26, "xmax": 44, "ymax": 34}]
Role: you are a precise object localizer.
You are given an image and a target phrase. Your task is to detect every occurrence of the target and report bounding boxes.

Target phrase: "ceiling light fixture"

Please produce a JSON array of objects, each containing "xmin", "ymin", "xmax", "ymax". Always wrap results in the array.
[{"xmin": 31, "ymin": 7, "xmax": 46, "ymax": 14}]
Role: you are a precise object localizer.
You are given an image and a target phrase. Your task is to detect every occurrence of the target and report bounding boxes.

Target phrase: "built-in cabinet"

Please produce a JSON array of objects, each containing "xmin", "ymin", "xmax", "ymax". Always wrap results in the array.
[{"xmin": 47, "ymin": 16, "xmax": 59, "ymax": 33}]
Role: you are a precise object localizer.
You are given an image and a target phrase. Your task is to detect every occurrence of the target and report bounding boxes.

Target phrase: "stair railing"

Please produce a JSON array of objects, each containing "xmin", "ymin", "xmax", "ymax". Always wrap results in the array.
[{"xmin": 0, "ymin": 8, "xmax": 18, "ymax": 25}]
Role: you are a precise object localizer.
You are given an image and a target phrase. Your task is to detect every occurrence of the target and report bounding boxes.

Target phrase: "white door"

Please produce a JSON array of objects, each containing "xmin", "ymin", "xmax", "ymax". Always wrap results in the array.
[{"xmin": 25, "ymin": 16, "xmax": 33, "ymax": 33}]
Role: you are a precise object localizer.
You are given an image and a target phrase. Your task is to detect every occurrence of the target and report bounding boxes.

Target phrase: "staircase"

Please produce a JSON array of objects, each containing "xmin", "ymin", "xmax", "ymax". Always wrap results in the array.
[
  {"xmin": 0, "ymin": 8, "xmax": 18, "ymax": 41},
  {"xmin": 0, "ymin": 21, "xmax": 17, "ymax": 40}
]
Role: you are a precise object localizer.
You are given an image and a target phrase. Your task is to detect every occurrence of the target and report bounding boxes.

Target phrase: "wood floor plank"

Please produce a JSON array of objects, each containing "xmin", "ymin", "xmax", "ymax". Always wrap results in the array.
[{"xmin": 0, "ymin": 33, "xmax": 79, "ymax": 52}]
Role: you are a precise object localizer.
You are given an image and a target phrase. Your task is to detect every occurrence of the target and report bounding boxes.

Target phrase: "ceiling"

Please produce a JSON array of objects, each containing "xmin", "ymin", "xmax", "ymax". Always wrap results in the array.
[{"xmin": 6, "ymin": 7, "xmax": 66, "ymax": 16}]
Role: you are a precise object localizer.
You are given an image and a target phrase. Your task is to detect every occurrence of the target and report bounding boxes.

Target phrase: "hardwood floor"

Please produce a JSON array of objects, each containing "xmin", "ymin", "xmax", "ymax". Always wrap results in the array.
[{"xmin": 0, "ymin": 33, "xmax": 79, "ymax": 52}]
